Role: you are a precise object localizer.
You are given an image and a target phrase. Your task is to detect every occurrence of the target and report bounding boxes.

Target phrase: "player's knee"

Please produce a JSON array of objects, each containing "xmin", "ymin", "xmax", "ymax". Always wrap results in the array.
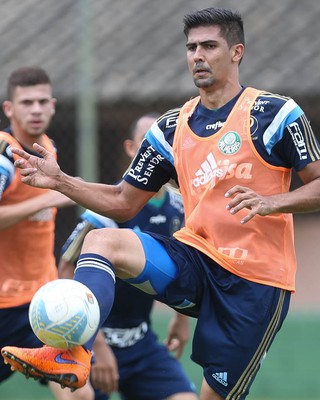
[
  {"xmin": 83, "ymin": 227, "xmax": 118, "ymax": 252},
  {"xmin": 82, "ymin": 228, "xmax": 134, "ymax": 268}
]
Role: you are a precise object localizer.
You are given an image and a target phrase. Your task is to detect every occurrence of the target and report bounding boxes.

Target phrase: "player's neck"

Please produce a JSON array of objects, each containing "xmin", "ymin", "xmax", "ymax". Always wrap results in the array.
[
  {"xmin": 199, "ymin": 81, "xmax": 242, "ymax": 110},
  {"xmin": 10, "ymin": 124, "xmax": 44, "ymax": 152}
]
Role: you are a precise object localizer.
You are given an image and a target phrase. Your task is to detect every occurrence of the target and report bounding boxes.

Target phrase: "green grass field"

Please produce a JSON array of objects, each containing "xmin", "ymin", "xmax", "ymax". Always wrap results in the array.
[{"xmin": 1, "ymin": 310, "xmax": 320, "ymax": 400}]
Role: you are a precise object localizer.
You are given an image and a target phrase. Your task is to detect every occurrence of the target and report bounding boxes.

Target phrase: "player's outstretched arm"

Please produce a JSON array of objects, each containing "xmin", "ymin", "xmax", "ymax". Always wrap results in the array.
[
  {"xmin": 11, "ymin": 143, "xmax": 155, "ymax": 221},
  {"xmin": 0, "ymin": 190, "xmax": 74, "ymax": 231}
]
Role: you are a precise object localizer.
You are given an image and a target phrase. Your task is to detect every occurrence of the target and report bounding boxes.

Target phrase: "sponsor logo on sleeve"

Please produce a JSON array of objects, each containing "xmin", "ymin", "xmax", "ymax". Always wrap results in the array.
[
  {"xmin": 287, "ymin": 122, "xmax": 307, "ymax": 160},
  {"xmin": 127, "ymin": 145, "xmax": 165, "ymax": 185}
]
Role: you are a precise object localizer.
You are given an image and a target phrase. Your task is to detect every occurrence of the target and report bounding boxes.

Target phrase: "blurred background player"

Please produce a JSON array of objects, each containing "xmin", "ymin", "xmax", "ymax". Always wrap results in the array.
[
  {"xmin": 0, "ymin": 66, "xmax": 87, "ymax": 398},
  {"xmin": 55, "ymin": 112, "xmax": 198, "ymax": 400}
]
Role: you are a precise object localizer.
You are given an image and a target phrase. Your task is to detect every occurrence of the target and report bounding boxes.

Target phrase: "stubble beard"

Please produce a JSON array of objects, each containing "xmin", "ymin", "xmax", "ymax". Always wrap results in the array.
[{"xmin": 193, "ymin": 76, "xmax": 216, "ymax": 89}]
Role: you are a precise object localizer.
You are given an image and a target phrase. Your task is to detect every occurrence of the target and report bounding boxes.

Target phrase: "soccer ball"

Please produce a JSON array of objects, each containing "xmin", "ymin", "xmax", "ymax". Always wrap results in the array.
[{"xmin": 29, "ymin": 279, "xmax": 100, "ymax": 350}]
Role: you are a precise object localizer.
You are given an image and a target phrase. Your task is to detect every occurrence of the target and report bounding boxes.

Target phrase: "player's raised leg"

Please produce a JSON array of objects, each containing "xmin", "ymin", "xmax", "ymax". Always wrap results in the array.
[{"xmin": 1, "ymin": 228, "xmax": 157, "ymax": 390}]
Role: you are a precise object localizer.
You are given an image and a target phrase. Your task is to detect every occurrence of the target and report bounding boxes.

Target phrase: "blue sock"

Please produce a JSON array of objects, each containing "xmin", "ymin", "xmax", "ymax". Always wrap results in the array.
[{"xmin": 74, "ymin": 253, "xmax": 115, "ymax": 349}]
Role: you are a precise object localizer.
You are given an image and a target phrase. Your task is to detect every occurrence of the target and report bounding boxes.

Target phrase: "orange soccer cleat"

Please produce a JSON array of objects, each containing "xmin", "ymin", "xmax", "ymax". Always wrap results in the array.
[{"xmin": 1, "ymin": 345, "xmax": 92, "ymax": 391}]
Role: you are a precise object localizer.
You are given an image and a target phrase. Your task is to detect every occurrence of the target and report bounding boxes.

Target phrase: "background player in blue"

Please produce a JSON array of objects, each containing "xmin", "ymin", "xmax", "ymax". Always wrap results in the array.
[
  {"xmin": 4, "ymin": 7, "xmax": 320, "ymax": 400},
  {"xmin": 59, "ymin": 113, "xmax": 198, "ymax": 400}
]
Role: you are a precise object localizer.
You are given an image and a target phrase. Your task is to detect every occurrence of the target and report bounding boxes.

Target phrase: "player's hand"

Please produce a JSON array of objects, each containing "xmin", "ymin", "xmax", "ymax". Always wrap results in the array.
[
  {"xmin": 91, "ymin": 332, "xmax": 119, "ymax": 394},
  {"xmin": 225, "ymin": 185, "xmax": 276, "ymax": 223},
  {"xmin": 11, "ymin": 143, "xmax": 62, "ymax": 189},
  {"xmin": 164, "ymin": 312, "xmax": 190, "ymax": 359}
]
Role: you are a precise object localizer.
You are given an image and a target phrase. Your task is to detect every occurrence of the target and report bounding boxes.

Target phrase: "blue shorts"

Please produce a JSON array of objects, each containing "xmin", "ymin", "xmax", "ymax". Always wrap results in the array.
[
  {"xmin": 0, "ymin": 303, "xmax": 43, "ymax": 382},
  {"xmin": 93, "ymin": 331, "xmax": 196, "ymax": 400},
  {"xmin": 128, "ymin": 231, "xmax": 291, "ymax": 400}
]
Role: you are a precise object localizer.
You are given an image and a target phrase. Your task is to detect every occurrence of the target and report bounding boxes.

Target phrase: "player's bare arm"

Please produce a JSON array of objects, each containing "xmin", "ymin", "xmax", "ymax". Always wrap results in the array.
[
  {"xmin": 91, "ymin": 332, "xmax": 119, "ymax": 394},
  {"xmin": 0, "ymin": 190, "xmax": 74, "ymax": 230},
  {"xmin": 225, "ymin": 159, "xmax": 320, "ymax": 223},
  {"xmin": 11, "ymin": 143, "xmax": 155, "ymax": 221},
  {"xmin": 165, "ymin": 312, "xmax": 190, "ymax": 359}
]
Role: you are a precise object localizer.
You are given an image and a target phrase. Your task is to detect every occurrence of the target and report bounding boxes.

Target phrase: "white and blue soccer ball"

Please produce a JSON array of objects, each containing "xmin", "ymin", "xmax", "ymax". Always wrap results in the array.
[{"xmin": 29, "ymin": 279, "xmax": 100, "ymax": 350}]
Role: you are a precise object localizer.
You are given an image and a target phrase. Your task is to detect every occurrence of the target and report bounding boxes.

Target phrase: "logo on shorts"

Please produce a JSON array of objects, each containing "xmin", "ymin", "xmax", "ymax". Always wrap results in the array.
[{"xmin": 212, "ymin": 372, "xmax": 228, "ymax": 387}]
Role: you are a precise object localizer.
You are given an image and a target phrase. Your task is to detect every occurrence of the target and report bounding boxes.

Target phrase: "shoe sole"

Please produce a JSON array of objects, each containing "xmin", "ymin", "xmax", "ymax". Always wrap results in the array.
[{"xmin": 2, "ymin": 350, "xmax": 79, "ymax": 391}]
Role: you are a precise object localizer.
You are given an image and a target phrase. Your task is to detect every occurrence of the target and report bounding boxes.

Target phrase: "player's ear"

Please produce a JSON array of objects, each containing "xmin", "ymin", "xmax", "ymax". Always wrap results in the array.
[
  {"xmin": 123, "ymin": 139, "xmax": 136, "ymax": 158},
  {"xmin": 231, "ymin": 43, "xmax": 244, "ymax": 64},
  {"xmin": 51, "ymin": 98, "xmax": 57, "ymax": 115},
  {"xmin": 2, "ymin": 100, "xmax": 13, "ymax": 118}
]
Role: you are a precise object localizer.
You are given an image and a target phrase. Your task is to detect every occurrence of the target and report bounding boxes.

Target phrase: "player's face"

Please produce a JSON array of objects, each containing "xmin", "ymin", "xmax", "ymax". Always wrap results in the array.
[
  {"xmin": 132, "ymin": 116, "xmax": 156, "ymax": 152},
  {"xmin": 123, "ymin": 116, "xmax": 156, "ymax": 159},
  {"xmin": 186, "ymin": 25, "xmax": 242, "ymax": 90},
  {"xmin": 4, "ymin": 84, "xmax": 56, "ymax": 138}
]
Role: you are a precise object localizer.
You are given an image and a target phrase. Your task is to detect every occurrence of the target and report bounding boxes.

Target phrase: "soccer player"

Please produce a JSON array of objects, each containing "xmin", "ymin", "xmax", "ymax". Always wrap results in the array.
[
  {"xmin": 57, "ymin": 113, "xmax": 197, "ymax": 400},
  {"xmin": 3, "ymin": 7, "xmax": 320, "ymax": 400},
  {"xmin": 0, "ymin": 67, "xmax": 83, "ymax": 398}
]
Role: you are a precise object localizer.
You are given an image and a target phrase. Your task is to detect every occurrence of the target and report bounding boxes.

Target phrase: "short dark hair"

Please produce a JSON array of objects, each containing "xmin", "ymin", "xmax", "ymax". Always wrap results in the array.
[
  {"xmin": 128, "ymin": 112, "xmax": 161, "ymax": 140},
  {"xmin": 183, "ymin": 7, "xmax": 244, "ymax": 48},
  {"xmin": 7, "ymin": 66, "xmax": 51, "ymax": 99}
]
